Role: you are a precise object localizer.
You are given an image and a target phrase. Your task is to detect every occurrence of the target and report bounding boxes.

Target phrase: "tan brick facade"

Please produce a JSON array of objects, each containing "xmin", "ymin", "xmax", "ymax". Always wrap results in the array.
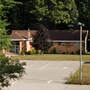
[{"xmin": 48, "ymin": 42, "xmax": 85, "ymax": 54}]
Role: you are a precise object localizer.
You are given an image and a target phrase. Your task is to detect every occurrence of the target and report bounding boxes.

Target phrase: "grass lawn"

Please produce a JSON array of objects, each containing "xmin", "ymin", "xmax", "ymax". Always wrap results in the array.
[
  {"xmin": 66, "ymin": 64, "xmax": 90, "ymax": 85},
  {"xmin": 11, "ymin": 54, "xmax": 90, "ymax": 62}
]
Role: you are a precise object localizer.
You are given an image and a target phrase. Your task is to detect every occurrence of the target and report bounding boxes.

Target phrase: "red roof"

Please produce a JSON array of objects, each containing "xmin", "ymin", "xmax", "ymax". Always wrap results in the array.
[
  {"xmin": 10, "ymin": 30, "xmax": 88, "ymax": 41},
  {"xmin": 10, "ymin": 30, "xmax": 38, "ymax": 39}
]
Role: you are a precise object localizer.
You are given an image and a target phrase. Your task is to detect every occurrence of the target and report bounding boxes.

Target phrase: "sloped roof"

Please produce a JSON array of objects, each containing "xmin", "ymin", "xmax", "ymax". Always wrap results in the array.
[
  {"xmin": 10, "ymin": 30, "xmax": 88, "ymax": 41},
  {"xmin": 10, "ymin": 30, "xmax": 38, "ymax": 39},
  {"xmin": 48, "ymin": 30, "xmax": 88, "ymax": 41}
]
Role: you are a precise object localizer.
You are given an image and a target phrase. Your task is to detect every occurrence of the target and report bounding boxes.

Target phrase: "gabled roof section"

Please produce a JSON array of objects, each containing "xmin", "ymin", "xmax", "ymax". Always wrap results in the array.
[{"xmin": 10, "ymin": 30, "xmax": 38, "ymax": 40}]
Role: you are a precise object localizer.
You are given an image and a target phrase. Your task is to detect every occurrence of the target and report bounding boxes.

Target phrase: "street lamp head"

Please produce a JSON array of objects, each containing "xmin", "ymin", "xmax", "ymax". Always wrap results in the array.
[{"xmin": 78, "ymin": 22, "xmax": 85, "ymax": 26}]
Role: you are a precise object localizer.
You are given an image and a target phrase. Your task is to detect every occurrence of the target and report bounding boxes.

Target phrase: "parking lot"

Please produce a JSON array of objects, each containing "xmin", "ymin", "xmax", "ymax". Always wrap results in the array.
[{"xmin": 3, "ymin": 61, "xmax": 90, "ymax": 90}]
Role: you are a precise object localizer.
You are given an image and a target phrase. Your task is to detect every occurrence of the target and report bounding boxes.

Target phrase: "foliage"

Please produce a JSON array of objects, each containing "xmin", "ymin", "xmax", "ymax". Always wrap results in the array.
[
  {"xmin": 21, "ymin": 50, "xmax": 25, "ymax": 55},
  {"xmin": 0, "ymin": 29, "xmax": 11, "ymax": 50},
  {"xmin": 66, "ymin": 64, "xmax": 90, "ymax": 85},
  {"xmin": 27, "ymin": 50, "xmax": 37, "ymax": 55},
  {"xmin": 27, "ymin": 50, "xmax": 41, "ymax": 55},
  {"xmin": 0, "ymin": 0, "xmax": 21, "ymax": 33},
  {"xmin": 33, "ymin": 25, "xmax": 51, "ymax": 54},
  {"xmin": 30, "ymin": 0, "xmax": 78, "ymax": 28},
  {"xmin": 0, "ymin": 54, "xmax": 25, "ymax": 87},
  {"xmin": 7, "ymin": 0, "xmax": 79, "ymax": 30},
  {"xmin": 44, "ymin": 50, "xmax": 48, "ymax": 54},
  {"xmin": 52, "ymin": 48, "xmax": 57, "ymax": 54},
  {"xmin": 75, "ymin": 0, "xmax": 89, "ymax": 29},
  {"xmin": 0, "ymin": 0, "xmax": 90, "ymax": 31}
]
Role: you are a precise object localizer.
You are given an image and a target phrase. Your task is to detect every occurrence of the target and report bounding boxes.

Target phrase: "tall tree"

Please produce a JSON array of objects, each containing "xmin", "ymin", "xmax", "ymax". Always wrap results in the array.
[
  {"xmin": 0, "ymin": 1, "xmax": 25, "ymax": 89},
  {"xmin": 0, "ymin": 0, "xmax": 21, "ymax": 33},
  {"xmin": 0, "ymin": 29, "xmax": 11, "ymax": 50},
  {"xmin": 75, "ymin": 0, "xmax": 88, "ymax": 29},
  {"xmin": 30, "ymin": 0, "xmax": 78, "ymax": 29},
  {"xmin": 33, "ymin": 24, "xmax": 51, "ymax": 54},
  {"xmin": 0, "ymin": 0, "xmax": 20, "ymax": 48},
  {"xmin": 88, "ymin": 0, "xmax": 90, "ymax": 30}
]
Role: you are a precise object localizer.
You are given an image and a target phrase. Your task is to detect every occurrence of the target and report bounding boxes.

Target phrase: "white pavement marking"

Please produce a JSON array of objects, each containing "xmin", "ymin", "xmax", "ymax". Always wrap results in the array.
[
  {"xmin": 47, "ymin": 80, "xmax": 53, "ymax": 84},
  {"xmin": 64, "ymin": 67, "xmax": 68, "ymax": 69}
]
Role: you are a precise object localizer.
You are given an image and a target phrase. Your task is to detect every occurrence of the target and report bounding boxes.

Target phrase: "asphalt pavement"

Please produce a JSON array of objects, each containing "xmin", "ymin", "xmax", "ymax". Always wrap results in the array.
[{"xmin": 3, "ymin": 61, "xmax": 90, "ymax": 90}]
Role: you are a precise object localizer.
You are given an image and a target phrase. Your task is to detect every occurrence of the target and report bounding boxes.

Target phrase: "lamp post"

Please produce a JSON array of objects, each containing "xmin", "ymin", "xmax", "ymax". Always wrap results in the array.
[{"xmin": 78, "ymin": 22, "xmax": 85, "ymax": 81}]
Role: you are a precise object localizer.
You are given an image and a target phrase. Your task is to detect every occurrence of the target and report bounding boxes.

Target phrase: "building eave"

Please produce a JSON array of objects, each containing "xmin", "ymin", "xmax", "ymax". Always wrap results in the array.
[
  {"xmin": 11, "ymin": 38, "xmax": 33, "ymax": 42},
  {"xmin": 48, "ymin": 40, "xmax": 85, "ymax": 42}
]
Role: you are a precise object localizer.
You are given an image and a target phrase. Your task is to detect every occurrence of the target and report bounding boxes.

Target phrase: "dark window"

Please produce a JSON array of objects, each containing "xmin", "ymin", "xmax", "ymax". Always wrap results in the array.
[
  {"xmin": 76, "ymin": 42, "xmax": 80, "ymax": 45},
  {"xmin": 58, "ymin": 42, "xmax": 62, "ymax": 45}
]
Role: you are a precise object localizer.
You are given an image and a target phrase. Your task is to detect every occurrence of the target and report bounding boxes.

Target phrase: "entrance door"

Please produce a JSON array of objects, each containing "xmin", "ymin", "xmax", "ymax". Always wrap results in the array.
[{"xmin": 10, "ymin": 41, "xmax": 19, "ymax": 54}]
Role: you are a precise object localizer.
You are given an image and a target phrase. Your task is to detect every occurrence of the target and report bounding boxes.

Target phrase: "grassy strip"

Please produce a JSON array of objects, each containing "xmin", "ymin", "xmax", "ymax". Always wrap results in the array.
[
  {"xmin": 11, "ymin": 54, "xmax": 90, "ymax": 62},
  {"xmin": 66, "ymin": 64, "xmax": 90, "ymax": 85}
]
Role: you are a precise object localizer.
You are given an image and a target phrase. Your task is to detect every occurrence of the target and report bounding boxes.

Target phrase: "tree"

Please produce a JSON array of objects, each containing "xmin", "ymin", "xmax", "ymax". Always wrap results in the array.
[
  {"xmin": 30, "ymin": 0, "xmax": 78, "ymax": 29},
  {"xmin": 0, "ymin": 54, "xmax": 25, "ymax": 88},
  {"xmin": 0, "ymin": 0, "xmax": 21, "ymax": 32},
  {"xmin": 88, "ymin": 0, "xmax": 90, "ymax": 30},
  {"xmin": 0, "ymin": 29, "xmax": 11, "ymax": 52},
  {"xmin": 7, "ymin": 0, "xmax": 79, "ymax": 30},
  {"xmin": 0, "ymin": 1, "xmax": 25, "ymax": 89},
  {"xmin": 0, "ymin": 29, "xmax": 25, "ymax": 89},
  {"xmin": 0, "ymin": 0, "xmax": 21, "ymax": 50},
  {"xmin": 33, "ymin": 24, "xmax": 51, "ymax": 54},
  {"xmin": 75, "ymin": 0, "xmax": 89, "ymax": 29}
]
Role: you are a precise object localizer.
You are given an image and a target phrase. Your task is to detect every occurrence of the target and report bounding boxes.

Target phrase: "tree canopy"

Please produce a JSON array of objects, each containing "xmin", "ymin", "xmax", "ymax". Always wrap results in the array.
[
  {"xmin": 0, "ymin": 0, "xmax": 90, "ymax": 31},
  {"xmin": 0, "ymin": 1, "xmax": 25, "ymax": 89}
]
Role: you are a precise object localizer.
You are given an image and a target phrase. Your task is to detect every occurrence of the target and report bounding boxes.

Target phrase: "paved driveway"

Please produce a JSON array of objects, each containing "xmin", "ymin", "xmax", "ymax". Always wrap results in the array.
[{"xmin": 3, "ymin": 61, "xmax": 90, "ymax": 90}]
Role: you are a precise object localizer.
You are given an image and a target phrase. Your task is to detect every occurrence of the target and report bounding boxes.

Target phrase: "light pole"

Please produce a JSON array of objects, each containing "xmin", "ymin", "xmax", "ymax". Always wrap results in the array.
[{"xmin": 78, "ymin": 22, "xmax": 84, "ymax": 81}]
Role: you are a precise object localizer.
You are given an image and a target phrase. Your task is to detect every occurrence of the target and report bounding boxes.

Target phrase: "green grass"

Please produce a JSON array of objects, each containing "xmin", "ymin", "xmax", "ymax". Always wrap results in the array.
[
  {"xmin": 11, "ymin": 54, "xmax": 90, "ymax": 62},
  {"xmin": 66, "ymin": 64, "xmax": 90, "ymax": 85}
]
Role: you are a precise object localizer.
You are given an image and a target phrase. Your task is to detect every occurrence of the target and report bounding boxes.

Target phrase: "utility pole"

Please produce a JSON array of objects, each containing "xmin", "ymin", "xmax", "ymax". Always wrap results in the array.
[{"xmin": 78, "ymin": 22, "xmax": 84, "ymax": 81}]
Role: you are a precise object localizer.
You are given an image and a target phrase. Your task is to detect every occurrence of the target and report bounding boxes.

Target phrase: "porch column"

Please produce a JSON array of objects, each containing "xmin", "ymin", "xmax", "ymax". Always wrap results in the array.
[
  {"xmin": 26, "ymin": 41, "xmax": 30, "ymax": 52},
  {"xmin": 19, "ymin": 41, "xmax": 23, "ymax": 54}
]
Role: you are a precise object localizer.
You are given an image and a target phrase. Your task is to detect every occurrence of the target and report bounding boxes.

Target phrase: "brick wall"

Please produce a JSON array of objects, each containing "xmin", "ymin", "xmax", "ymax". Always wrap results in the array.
[{"xmin": 49, "ymin": 42, "xmax": 85, "ymax": 54}]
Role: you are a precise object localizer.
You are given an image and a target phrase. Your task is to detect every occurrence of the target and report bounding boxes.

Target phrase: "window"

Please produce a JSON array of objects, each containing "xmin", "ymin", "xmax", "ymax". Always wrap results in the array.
[
  {"xmin": 76, "ymin": 42, "xmax": 80, "ymax": 45},
  {"xmin": 58, "ymin": 42, "xmax": 62, "ymax": 45}
]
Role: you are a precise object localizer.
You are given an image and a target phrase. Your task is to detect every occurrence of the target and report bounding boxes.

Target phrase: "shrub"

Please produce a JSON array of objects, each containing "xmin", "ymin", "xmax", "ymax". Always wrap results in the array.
[
  {"xmin": 52, "ymin": 48, "xmax": 57, "ymax": 54},
  {"xmin": 27, "ymin": 51, "xmax": 31, "ymax": 55},
  {"xmin": 21, "ymin": 50, "xmax": 25, "ymax": 55},
  {"xmin": 27, "ymin": 50, "xmax": 37, "ymax": 55},
  {"xmin": 87, "ymin": 52, "xmax": 90, "ymax": 55},
  {"xmin": 36, "ymin": 50, "xmax": 41, "ymax": 54},
  {"xmin": 0, "ymin": 54, "xmax": 25, "ymax": 88},
  {"xmin": 32, "ymin": 50, "xmax": 37, "ymax": 54},
  {"xmin": 44, "ymin": 50, "xmax": 48, "ymax": 54}
]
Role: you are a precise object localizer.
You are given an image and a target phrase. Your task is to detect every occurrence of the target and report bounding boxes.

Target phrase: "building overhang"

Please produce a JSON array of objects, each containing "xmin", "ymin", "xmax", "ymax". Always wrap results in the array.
[
  {"xmin": 11, "ymin": 38, "xmax": 33, "ymax": 42},
  {"xmin": 48, "ymin": 40, "xmax": 85, "ymax": 42}
]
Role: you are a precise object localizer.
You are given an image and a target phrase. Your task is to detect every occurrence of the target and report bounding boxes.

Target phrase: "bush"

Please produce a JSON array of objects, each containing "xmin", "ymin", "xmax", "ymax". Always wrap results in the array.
[
  {"xmin": 37, "ymin": 50, "xmax": 41, "ymax": 54},
  {"xmin": 27, "ymin": 50, "xmax": 37, "ymax": 55},
  {"xmin": 21, "ymin": 50, "xmax": 25, "ymax": 55},
  {"xmin": 87, "ymin": 52, "xmax": 90, "ymax": 55},
  {"xmin": 0, "ymin": 54, "xmax": 25, "ymax": 88},
  {"xmin": 52, "ymin": 48, "xmax": 57, "ymax": 54},
  {"xmin": 26, "ymin": 50, "xmax": 41, "ymax": 55},
  {"xmin": 44, "ymin": 50, "xmax": 48, "ymax": 54}
]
